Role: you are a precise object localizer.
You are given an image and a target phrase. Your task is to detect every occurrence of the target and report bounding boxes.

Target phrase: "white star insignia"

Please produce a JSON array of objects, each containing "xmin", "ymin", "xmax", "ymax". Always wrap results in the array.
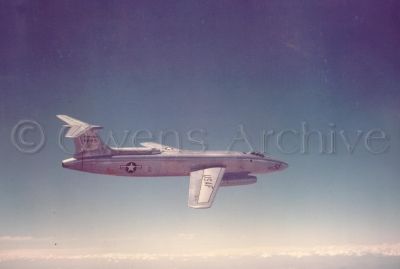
[{"xmin": 127, "ymin": 163, "xmax": 136, "ymax": 173}]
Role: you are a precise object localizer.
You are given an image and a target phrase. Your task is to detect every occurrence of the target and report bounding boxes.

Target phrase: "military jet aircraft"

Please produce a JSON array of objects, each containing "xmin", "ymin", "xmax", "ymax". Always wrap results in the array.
[{"xmin": 58, "ymin": 115, "xmax": 288, "ymax": 208}]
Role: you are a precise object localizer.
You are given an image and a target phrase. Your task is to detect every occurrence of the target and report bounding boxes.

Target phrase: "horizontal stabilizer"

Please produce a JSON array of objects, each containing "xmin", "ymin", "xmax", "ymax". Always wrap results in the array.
[{"xmin": 57, "ymin": 115, "xmax": 102, "ymax": 138}]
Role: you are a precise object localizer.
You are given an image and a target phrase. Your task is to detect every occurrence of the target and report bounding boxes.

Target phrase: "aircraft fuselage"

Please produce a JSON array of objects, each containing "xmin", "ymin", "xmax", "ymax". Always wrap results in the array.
[
  {"xmin": 57, "ymin": 114, "xmax": 288, "ymax": 208},
  {"xmin": 62, "ymin": 150, "xmax": 287, "ymax": 177}
]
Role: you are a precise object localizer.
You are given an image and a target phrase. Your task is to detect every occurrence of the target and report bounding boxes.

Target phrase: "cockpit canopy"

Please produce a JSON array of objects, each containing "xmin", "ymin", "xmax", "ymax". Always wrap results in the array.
[{"xmin": 248, "ymin": 151, "xmax": 265, "ymax": 157}]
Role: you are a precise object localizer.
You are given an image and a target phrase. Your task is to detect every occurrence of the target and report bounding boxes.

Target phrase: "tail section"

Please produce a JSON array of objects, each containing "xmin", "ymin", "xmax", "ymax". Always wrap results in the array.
[{"xmin": 57, "ymin": 115, "xmax": 111, "ymax": 158}]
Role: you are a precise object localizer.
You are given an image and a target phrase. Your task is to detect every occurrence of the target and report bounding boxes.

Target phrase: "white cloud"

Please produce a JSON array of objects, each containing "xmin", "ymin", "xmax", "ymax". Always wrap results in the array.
[
  {"xmin": 0, "ymin": 235, "xmax": 53, "ymax": 242},
  {"xmin": 1, "ymin": 243, "xmax": 400, "ymax": 262},
  {"xmin": 0, "ymin": 236, "xmax": 34, "ymax": 242}
]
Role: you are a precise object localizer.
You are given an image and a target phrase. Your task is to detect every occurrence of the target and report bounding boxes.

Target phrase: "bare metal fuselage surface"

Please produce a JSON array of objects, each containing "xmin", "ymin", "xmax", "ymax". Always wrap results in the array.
[{"xmin": 63, "ymin": 149, "xmax": 287, "ymax": 177}]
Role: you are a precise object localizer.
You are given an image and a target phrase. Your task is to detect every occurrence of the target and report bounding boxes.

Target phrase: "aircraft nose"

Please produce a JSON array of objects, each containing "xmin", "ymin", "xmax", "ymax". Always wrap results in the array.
[
  {"xmin": 279, "ymin": 161, "xmax": 288, "ymax": 170},
  {"xmin": 266, "ymin": 160, "xmax": 288, "ymax": 172}
]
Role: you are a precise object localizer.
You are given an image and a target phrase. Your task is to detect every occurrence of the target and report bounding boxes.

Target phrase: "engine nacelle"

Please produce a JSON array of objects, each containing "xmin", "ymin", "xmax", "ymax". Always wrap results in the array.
[{"xmin": 220, "ymin": 173, "xmax": 257, "ymax": 187}]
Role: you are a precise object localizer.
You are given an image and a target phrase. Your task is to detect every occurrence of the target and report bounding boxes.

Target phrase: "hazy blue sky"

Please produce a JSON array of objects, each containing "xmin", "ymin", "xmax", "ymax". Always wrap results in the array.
[{"xmin": 1, "ymin": 1, "xmax": 400, "ymax": 268}]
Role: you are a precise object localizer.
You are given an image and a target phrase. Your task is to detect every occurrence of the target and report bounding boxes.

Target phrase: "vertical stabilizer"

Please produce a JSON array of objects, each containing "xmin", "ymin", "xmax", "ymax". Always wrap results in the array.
[{"xmin": 57, "ymin": 115, "xmax": 111, "ymax": 158}]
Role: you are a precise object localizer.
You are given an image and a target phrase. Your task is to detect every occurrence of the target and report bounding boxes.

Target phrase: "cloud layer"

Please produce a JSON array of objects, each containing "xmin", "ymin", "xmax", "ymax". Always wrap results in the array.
[{"xmin": 1, "ymin": 243, "xmax": 400, "ymax": 262}]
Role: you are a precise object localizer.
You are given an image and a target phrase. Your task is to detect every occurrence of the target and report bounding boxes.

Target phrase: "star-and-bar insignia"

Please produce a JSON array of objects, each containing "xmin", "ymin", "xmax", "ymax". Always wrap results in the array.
[{"xmin": 120, "ymin": 162, "xmax": 142, "ymax": 173}]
